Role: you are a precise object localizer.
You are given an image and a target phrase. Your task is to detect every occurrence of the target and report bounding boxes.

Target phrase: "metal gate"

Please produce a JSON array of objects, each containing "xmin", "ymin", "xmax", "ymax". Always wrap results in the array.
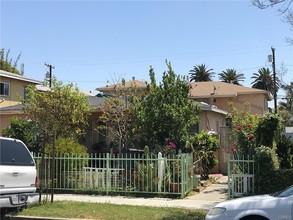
[{"xmin": 228, "ymin": 153, "xmax": 255, "ymax": 198}]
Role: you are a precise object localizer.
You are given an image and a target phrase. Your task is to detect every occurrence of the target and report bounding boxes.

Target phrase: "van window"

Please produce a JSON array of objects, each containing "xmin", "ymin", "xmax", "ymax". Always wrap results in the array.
[{"xmin": 0, "ymin": 139, "xmax": 34, "ymax": 166}]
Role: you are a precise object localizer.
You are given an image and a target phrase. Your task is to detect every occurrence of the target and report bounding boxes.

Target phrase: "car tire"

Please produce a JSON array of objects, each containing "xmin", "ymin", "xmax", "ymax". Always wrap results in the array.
[{"xmin": 241, "ymin": 216, "xmax": 269, "ymax": 220}]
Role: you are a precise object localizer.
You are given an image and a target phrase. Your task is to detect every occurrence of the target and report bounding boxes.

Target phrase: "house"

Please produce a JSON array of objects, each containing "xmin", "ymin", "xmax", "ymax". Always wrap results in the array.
[
  {"xmin": 0, "ymin": 70, "xmax": 40, "ymax": 133},
  {"xmin": 189, "ymin": 81, "xmax": 272, "ymax": 115},
  {"xmin": 97, "ymin": 77, "xmax": 148, "ymax": 97}
]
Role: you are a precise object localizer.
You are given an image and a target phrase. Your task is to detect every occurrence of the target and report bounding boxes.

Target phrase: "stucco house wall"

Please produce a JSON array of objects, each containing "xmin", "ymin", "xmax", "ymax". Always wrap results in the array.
[{"xmin": 0, "ymin": 70, "xmax": 40, "ymax": 134}]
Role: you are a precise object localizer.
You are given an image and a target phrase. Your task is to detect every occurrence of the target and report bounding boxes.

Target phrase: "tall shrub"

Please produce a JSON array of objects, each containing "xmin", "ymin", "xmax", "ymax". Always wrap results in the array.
[
  {"xmin": 132, "ymin": 61, "xmax": 199, "ymax": 151},
  {"xmin": 255, "ymin": 113, "xmax": 280, "ymax": 148},
  {"xmin": 189, "ymin": 131, "xmax": 219, "ymax": 177},
  {"xmin": 254, "ymin": 145, "xmax": 280, "ymax": 193}
]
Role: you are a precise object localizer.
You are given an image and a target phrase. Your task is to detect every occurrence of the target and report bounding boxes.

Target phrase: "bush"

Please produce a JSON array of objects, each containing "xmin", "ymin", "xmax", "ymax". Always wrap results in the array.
[
  {"xmin": 254, "ymin": 145, "xmax": 281, "ymax": 194},
  {"xmin": 254, "ymin": 146, "xmax": 279, "ymax": 173},
  {"xmin": 2, "ymin": 117, "xmax": 43, "ymax": 153},
  {"xmin": 42, "ymin": 137, "xmax": 88, "ymax": 189},
  {"xmin": 255, "ymin": 113, "xmax": 280, "ymax": 148},
  {"xmin": 256, "ymin": 169, "xmax": 293, "ymax": 194},
  {"xmin": 189, "ymin": 131, "xmax": 219, "ymax": 177},
  {"xmin": 276, "ymin": 134, "xmax": 293, "ymax": 169},
  {"xmin": 45, "ymin": 137, "xmax": 88, "ymax": 155}
]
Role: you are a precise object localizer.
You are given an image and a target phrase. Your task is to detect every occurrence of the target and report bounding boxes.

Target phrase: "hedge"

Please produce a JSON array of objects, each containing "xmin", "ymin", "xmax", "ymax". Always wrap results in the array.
[{"xmin": 256, "ymin": 169, "xmax": 293, "ymax": 194}]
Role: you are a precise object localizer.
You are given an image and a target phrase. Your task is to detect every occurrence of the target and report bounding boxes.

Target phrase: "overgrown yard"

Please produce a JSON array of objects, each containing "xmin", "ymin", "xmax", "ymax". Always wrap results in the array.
[{"xmin": 16, "ymin": 201, "xmax": 207, "ymax": 220}]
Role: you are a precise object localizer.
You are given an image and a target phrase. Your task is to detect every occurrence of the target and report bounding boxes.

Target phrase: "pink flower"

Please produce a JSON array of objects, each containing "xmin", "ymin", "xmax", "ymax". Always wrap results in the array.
[{"xmin": 169, "ymin": 142, "xmax": 176, "ymax": 149}]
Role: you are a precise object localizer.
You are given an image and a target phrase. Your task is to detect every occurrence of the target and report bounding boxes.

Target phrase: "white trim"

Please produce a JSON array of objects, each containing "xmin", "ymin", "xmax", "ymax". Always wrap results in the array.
[{"xmin": 0, "ymin": 70, "xmax": 40, "ymax": 84}]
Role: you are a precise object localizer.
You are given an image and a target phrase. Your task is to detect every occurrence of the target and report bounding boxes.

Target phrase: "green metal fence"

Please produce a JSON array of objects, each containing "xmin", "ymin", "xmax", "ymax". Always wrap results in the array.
[
  {"xmin": 33, "ymin": 152, "xmax": 194, "ymax": 198},
  {"xmin": 227, "ymin": 153, "xmax": 255, "ymax": 198}
]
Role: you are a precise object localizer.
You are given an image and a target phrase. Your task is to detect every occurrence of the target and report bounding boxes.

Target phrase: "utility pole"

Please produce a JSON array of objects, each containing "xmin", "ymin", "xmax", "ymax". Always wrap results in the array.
[
  {"xmin": 45, "ymin": 63, "xmax": 55, "ymax": 88},
  {"xmin": 271, "ymin": 47, "xmax": 277, "ymax": 114}
]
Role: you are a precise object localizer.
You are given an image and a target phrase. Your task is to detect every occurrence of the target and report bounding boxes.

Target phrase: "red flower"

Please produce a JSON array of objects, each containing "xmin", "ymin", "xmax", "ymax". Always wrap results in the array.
[
  {"xmin": 236, "ymin": 125, "xmax": 242, "ymax": 131},
  {"xmin": 230, "ymin": 146, "xmax": 236, "ymax": 151},
  {"xmin": 248, "ymin": 134, "xmax": 254, "ymax": 140},
  {"xmin": 247, "ymin": 124, "xmax": 253, "ymax": 129}
]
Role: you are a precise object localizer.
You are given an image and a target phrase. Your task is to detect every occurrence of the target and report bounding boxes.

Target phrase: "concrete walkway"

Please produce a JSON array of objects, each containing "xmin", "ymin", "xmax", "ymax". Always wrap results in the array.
[
  {"xmin": 54, "ymin": 175, "xmax": 228, "ymax": 211},
  {"xmin": 8, "ymin": 176, "xmax": 228, "ymax": 220}
]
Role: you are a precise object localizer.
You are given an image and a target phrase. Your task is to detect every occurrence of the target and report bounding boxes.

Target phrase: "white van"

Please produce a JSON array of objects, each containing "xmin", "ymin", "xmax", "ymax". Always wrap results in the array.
[{"xmin": 0, "ymin": 137, "xmax": 39, "ymax": 217}]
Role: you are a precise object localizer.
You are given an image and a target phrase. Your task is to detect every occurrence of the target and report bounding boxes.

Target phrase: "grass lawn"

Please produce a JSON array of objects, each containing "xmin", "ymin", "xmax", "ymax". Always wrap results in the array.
[{"xmin": 16, "ymin": 201, "xmax": 208, "ymax": 220}]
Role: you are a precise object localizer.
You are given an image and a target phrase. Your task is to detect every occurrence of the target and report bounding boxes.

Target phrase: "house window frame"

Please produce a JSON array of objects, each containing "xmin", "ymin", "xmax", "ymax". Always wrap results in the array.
[{"xmin": 0, "ymin": 82, "xmax": 10, "ymax": 97}]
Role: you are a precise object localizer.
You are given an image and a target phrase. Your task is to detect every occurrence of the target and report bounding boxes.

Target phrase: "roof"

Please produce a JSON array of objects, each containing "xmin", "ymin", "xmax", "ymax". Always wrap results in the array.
[
  {"xmin": 0, "ymin": 104, "xmax": 23, "ymax": 115},
  {"xmin": 189, "ymin": 81, "xmax": 272, "ymax": 100},
  {"xmin": 0, "ymin": 69, "xmax": 41, "ymax": 84},
  {"xmin": 197, "ymin": 101, "xmax": 227, "ymax": 115},
  {"xmin": 97, "ymin": 79, "xmax": 147, "ymax": 92}
]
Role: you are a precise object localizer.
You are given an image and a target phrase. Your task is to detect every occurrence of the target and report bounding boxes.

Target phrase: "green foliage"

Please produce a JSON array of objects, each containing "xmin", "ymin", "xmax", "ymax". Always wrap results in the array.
[
  {"xmin": 255, "ymin": 169, "xmax": 293, "ymax": 194},
  {"xmin": 44, "ymin": 137, "xmax": 88, "ymax": 185},
  {"xmin": 275, "ymin": 134, "xmax": 293, "ymax": 169},
  {"xmin": 218, "ymin": 68, "xmax": 245, "ymax": 85},
  {"xmin": 255, "ymin": 146, "xmax": 279, "ymax": 173},
  {"xmin": 254, "ymin": 145, "xmax": 281, "ymax": 194},
  {"xmin": 189, "ymin": 131, "xmax": 219, "ymax": 176},
  {"xmin": 2, "ymin": 117, "xmax": 43, "ymax": 153},
  {"xmin": 98, "ymin": 96, "xmax": 133, "ymax": 153},
  {"xmin": 22, "ymin": 83, "xmax": 92, "ymax": 140},
  {"xmin": 255, "ymin": 113, "xmax": 280, "ymax": 148},
  {"xmin": 132, "ymin": 61, "xmax": 199, "ymax": 151},
  {"xmin": 0, "ymin": 48, "xmax": 23, "ymax": 74},
  {"xmin": 134, "ymin": 160, "xmax": 158, "ymax": 192},
  {"xmin": 45, "ymin": 137, "xmax": 88, "ymax": 155},
  {"xmin": 228, "ymin": 102, "xmax": 258, "ymax": 157},
  {"xmin": 188, "ymin": 64, "xmax": 215, "ymax": 82}
]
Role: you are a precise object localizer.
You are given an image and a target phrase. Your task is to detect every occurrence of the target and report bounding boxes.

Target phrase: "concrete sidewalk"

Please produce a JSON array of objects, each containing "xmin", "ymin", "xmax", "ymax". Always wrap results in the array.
[
  {"xmin": 8, "ymin": 176, "xmax": 228, "ymax": 220},
  {"xmin": 53, "ymin": 175, "xmax": 228, "ymax": 211}
]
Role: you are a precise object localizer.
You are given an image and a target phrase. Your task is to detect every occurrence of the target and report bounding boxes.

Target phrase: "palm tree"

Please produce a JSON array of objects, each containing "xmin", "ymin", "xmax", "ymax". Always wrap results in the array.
[
  {"xmin": 218, "ymin": 68, "xmax": 245, "ymax": 85},
  {"xmin": 251, "ymin": 67, "xmax": 276, "ymax": 95},
  {"xmin": 189, "ymin": 64, "xmax": 215, "ymax": 82}
]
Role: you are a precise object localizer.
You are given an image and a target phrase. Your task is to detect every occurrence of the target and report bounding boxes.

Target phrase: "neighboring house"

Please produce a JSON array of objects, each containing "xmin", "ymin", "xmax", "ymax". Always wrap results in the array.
[
  {"xmin": 189, "ymin": 81, "xmax": 272, "ymax": 115},
  {"xmin": 97, "ymin": 77, "xmax": 148, "ymax": 97},
  {"xmin": 0, "ymin": 70, "xmax": 40, "ymax": 134}
]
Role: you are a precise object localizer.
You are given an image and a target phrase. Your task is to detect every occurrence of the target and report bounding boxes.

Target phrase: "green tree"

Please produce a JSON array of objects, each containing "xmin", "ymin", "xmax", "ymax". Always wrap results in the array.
[
  {"xmin": 0, "ymin": 48, "xmax": 24, "ymax": 75},
  {"xmin": 2, "ymin": 117, "xmax": 43, "ymax": 153},
  {"xmin": 251, "ymin": 67, "xmax": 279, "ymax": 96},
  {"xmin": 98, "ymin": 96, "xmax": 134, "ymax": 154},
  {"xmin": 218, "ymin": 68, "xmax": 245, "ymax": 85},
  {"xmin": 133, "ymin": 61, "xmax": 200, "ymax": 152},
  {"xmin": 22, "ymin": 83, "xmax": 91, "ymax": 140},
  {"xmin": 189, "ymin": 64, "xmax": 215, "ymax": 82},
  {"xmin": 22, "ymin": 83, "xmax": 92, "ymax": 202}
]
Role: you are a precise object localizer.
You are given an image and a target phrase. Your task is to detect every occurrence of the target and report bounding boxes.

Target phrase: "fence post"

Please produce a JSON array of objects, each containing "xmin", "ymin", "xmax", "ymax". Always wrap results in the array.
[
  {"xmin": 106, "ymin": 153, "xmax": 110, "ymax": 195},
  {"xmin": 158, "ymin": 152, "xmax": 164, "ymax": 193}
]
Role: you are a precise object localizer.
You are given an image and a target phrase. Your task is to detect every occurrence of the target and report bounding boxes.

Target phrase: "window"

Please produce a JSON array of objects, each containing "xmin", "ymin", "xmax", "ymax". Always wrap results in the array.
[
  {"xmin": 0, "ymin": 139, "xmax": 34, "ymax": 166},
  {"xmin": 0, "ymin": 82, "xmax": 10, "ymax": 96}
]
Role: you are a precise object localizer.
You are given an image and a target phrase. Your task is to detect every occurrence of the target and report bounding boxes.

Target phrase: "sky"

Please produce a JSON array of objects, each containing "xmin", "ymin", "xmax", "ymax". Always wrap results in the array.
[{"xmin": 1, "ymin": 0, "xmax": 292, "ymax": 103}]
